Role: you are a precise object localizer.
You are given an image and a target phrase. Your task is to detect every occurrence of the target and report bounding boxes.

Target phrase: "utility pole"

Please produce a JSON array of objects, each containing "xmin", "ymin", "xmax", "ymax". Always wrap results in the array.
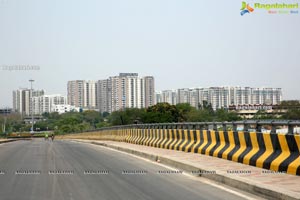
[
  {"xmin": 3, "ymin": 107, "xmax": 7, "ymax": 135},
  {"xmin": 0, "ymin": 106, "xmax": 9, "ymax": 137},
  {"xmin": 29, "ymin": 79, "xmax": 34, "ymax": 134}
]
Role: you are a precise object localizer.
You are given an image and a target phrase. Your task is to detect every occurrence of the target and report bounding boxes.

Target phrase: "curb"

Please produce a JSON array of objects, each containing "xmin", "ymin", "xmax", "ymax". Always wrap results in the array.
[
  {"xmin": 74, "ymin": 140, "xmax": 300, "ymax": 200},
  {"xmin": 0, "ymin": 139, "xmax": 18, "ymax": 144}
]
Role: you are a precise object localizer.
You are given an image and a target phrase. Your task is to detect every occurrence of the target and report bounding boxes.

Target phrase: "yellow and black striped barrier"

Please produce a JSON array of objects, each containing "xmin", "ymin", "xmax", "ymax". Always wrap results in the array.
[
  {"xmin": 66, "ymin": 121, "xmax": 300, "ymax": 176},
  {"xmin": 115, "ymin": 128, "xmax": 300, "ymax": 176}
]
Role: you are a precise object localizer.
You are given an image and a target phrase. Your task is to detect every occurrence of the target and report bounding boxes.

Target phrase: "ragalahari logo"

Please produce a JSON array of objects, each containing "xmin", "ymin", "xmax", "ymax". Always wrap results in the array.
[{"xmin": 241, "ymin": 2, "xmax": 254, "ymax": 16}]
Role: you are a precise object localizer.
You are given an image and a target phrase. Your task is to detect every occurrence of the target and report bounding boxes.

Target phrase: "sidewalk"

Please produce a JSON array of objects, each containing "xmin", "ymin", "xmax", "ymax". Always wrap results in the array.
[{"xmin": 72, "ymin": 139, "xmax": 300, "ymax": 200}]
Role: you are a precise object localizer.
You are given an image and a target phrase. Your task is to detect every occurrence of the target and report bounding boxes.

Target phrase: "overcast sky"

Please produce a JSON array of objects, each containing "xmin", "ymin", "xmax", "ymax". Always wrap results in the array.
[{"xmin": 0, "ymin": 0, "xmax": 299, "ymax": 107}]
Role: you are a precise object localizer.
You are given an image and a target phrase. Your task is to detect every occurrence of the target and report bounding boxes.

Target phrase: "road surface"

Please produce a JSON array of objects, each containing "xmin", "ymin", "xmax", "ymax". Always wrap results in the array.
[{"xmin": 0, "ymin": 139, "xmax": 261, "ymax": 200}]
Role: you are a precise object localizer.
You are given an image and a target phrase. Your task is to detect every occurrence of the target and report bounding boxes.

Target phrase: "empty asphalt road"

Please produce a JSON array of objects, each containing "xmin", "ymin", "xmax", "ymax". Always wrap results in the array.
[{"xmin": 0, "ymin": 139, "xmax": 262, "ymax": 200}]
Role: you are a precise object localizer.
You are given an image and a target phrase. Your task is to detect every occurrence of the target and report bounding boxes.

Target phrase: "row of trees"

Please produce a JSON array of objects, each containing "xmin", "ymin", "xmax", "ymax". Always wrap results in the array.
[
  {"xmin": 279, "ymin": 100, "xmax": 300, "ymax": 120},
  {"xmin": 1, "ymin": 101, "xmax": 300, "ymax": 135},
  {"xmin": 0, "ymin": 110, "xmax": 109, "ymax": 135},
  {"xmin": 0, "ymin": 102, "xmax": 240, "ymax": 135},
  {"xmin": 109, "ymin": 103, "xmax": 241, "ymax": 125}
]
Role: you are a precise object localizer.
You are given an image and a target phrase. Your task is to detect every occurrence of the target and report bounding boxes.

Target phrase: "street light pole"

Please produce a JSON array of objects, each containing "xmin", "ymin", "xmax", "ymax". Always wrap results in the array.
[
  {"xmin": 5, "ymin": 107, "xmax": 8, "ymax": 133},
  {"xmin": 29, "ymin": 79, "xmax": 34, "ymax": 134},
  {"xmin": 2, "ymin": 107, "xmax": 8, "ymax": 136}
]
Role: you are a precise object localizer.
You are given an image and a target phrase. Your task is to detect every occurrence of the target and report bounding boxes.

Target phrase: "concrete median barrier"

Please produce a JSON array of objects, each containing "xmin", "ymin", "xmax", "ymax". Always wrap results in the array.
[{"xmin": 59, "ymin": 124, "xmax": 300, "ymax": 176}]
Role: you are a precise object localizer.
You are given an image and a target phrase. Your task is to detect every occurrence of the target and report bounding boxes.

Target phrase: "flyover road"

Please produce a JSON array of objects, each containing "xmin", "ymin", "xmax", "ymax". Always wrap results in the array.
[{"xmin": 0, "ymin": 139, "xmax": 263, "ymax": 200}]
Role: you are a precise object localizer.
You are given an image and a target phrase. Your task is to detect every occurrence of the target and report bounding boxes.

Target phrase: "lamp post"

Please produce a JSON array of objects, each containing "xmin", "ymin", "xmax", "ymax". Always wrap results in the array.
[
  {"xmin": 1, "ymin": 106, "xmax": 8, "ymax": 137},
  {"xmin": 29, "ymin": 79, "xmax": 34, "ymax": 134},
  {"xmin": 4, "ymin": 107, "xmax": 8, "ymax": 137}
]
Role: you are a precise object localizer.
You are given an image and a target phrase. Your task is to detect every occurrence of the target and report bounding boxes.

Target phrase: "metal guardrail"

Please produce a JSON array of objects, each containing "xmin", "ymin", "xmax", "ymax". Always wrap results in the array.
[{"xmin": 76, "ymin": 120, "xmax": 300, "ymax": 135}]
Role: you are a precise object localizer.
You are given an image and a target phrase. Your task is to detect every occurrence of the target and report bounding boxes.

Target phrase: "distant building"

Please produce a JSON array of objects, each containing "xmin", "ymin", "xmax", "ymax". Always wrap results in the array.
[
  {"xmin": 67, "ymin": 80, "xmax": 97, "ymax": 109},
  {"xmin": 52, "ymin": 104, "xmax": 80, "ymax": 114},
  {"xmin": 158, "ymin": 90, "xmax": 177, "ymax": 105},
  {"xmin": 97, "ymin": 79, "xmax": 112, "ymax": 113},
  {"xmin": 156, "ymin": 87, "xmax": 282, "ymax": 110},
  {"xmin": 177, "ymin": 88, "xmax": 190, "ymax": 104},
  {"xmin": 84, "ymin": 80, "xmax": 97, "ymax": 109},
  {"xmin": 12, "ymin": 88, "xmax": 45, "ymax": 116},
  {"xmin": 0, "ymin": 108, "xmax": 13, "ymax": 115},
  {"xmin": 189, "ymin": 88, "xmax": 200, "ymax": 109},
  {"xmin": 144, "ymin": 76, "xmax": 155, "ymax": 107},
  {"xmin": 32, "ymin": 94, "xmax": 67, "ymax": 115},
  {"xmin": 67, "ymin": 74, "xmax": 155, "ymax": 113},
  {"xmin": 67, "ymin": 80, "xmax": 84, "ymax": 108},
  {"xmin": 97, "ymin": 73, "xmax": 155, "ymax": 113},
  {"xmin": 228, "ymin": 104, "xmax": 284, "ymax": 119}
]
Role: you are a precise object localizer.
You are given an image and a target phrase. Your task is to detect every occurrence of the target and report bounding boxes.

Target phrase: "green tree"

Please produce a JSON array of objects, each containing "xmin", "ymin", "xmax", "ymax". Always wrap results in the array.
[
  {"xmin": 96, "ymin": 121, "xmax": 110, "ymax": 128},
  {"xmin": 280, "ymin": 100, "xmax": 300, "ymax": 120},
  {"xmin": 77, "ymin": 122, "xmax": 90, "ymax": 132},
  {"xmin": 215, "ymin": 108, "xmax": 241, "ymax": 121},
  {"xmin": 0, "ymin": 113, "xmax": 24, "ymax": 134},
  {"xmin": 253, "ymin": 110, "xmax": 271, "ymax": 120},
  {"xmin": 34, "ymin": 121, "xmax": 49, "ymax": 131},
  {"xmin": 102, "ymin": 112, "xmax": 110, "ymax": 118},
  {"xmin": 83, "ymin": 110, "xmax": 103, "ymax": 128},
  {"xmin": 187, "ymin": 109, "xmax": 213, "ymax": 122},
  {"xmin": 176, "ymin": 103, "xmax": 195, "ymax": 122},
  {"xmin": 109, "ymin": 110, "xmax": 128, "ymax": 125},
  {"xmin": 282, "ymin": 109, "xmax": 300, "ymax": 120},
  {"xmin": 200, "ymin": 101, "xmax": 214, "ymax": 114},
  {"xmin": 109, "ymin": 108, "xmax": 145, "ymax": 125},
  {"xmin": 143, "ymin": 103, "xmax": 179, "ymax": 123}
]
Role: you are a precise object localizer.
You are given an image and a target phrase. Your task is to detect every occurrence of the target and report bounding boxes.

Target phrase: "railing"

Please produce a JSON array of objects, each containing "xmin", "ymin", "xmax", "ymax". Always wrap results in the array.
[{"xmin": 81, "ymin": 120, "xmax": 300, "ymax": 135}]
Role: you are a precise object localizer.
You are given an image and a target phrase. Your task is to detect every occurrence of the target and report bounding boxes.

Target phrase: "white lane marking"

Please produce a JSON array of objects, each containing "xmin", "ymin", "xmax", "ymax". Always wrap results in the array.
[{"xmin": 70, "ymin": 140, "xmax": 263, "ymax": 200}]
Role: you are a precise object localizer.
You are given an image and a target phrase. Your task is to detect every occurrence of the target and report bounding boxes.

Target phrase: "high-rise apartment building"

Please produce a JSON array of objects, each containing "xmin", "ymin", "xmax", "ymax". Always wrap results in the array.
[
  {"xmin": 84, "ymin": 80, "xmax": 97, "ymax": 109},
  {"xmin": 122, "ymin": 73, "xmax": 140, "ymax": 109},
  {"xmin": 12, "ymin": 88, "xmax": 45, "ymax": 115},
  {"xmin": 97, "ymin": 79, "xmax": 112, "ymax": 113},
  {"xmin": 32, "ymin": 94, "xmax": 67, "ymax": 115},
  {"xmin": 189, "ymin": 88, "xmax": 200, "ymax": 109},
  {"xmin": 67, "ymin": 74, "xmax": 154, "ymax": 113},
  {"xmin": 144, "ymin": 76, "xmax": 155, "ymax": 107},
  {"xmin": 97, "ymin": 73, "xmax": 155, "ymax": 113},
  {"xmin": 177, "ymin": 88, "xmax": 190, "ymax": 104},
  {"xmin": 157, "ymin": 90, "xmax": 177, "ymax": 105},
  {"xmin": 110, "ymin": 75, "xmax": 123, "ymax": 112},
  {"xmin": 207, "ymin": 87, "xmax": 230, "ymax": 110},
  {"xmin": 67, "ymin": 80, "xmax": 97, "ymax": 109},
  {"xmin": 67, "ymin": 80, "xmax": 84, "ymax": 108},
  {"xmin": 156, "ymin": 87, "xmax": 282, "ymax": 110}
]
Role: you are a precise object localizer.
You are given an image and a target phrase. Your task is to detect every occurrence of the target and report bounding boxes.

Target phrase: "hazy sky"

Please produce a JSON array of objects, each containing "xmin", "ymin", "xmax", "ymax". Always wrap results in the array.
[{"xmin": 0, "ymin": 0, "xmax": 299, "ymax": 107}]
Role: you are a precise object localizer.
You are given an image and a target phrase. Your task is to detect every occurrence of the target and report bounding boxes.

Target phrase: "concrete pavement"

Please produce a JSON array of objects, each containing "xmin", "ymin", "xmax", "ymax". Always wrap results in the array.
[
  {"xmin": 71, "ymin": 139, "xmax": 300, "ymax": 200},
  {"xmin": 0, "ymin": 139, "xmax": 262, "ymax": 200}
]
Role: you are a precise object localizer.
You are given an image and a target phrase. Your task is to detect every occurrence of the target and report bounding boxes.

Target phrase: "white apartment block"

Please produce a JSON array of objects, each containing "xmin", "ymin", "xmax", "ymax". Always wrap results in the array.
[
  {"xmin": 189, "ymin": 88, "xmax": 200, "ymax": 109},
  {"xmin": 52, "ymin": 104, "xmax": 80, "ymax": 114},
  {"xmin": 177, "ymin": 88, "xmax": 190, "ymax": 104},
  {"xmin": 97, "ymin": 73, "xmax": 155, "ymax": 113},
  {"xmin": 126, "ymin": 74, "xmax": 140, "ymax": 108},
  {"xmin": 32, "ymin": 94, "xmax": 67, "ymax": 115},
  {"xmin": 110, "ymin": 75, "xmax": 123, "ymax": 112},
  {"xmin": 84, "ymin": 80, "xmax": 97, "ymax": 109},
  {"xmin": 67, "ymin": 74, "xmax": 154, "ymax": 114},
  {"xmin": 156, "ymin": 87, "xmax": 282, "ymax": 110},
  {"xmin": 157, "ymin": 90, "xmax": 177, "ymax": 105},
  {"xmin": 13, "ymin": 88, "xmax": 45, "ymax": 116},
  {"xmin": 207, "ymin": 87, "xmax": 230, "ymax": 110}
]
